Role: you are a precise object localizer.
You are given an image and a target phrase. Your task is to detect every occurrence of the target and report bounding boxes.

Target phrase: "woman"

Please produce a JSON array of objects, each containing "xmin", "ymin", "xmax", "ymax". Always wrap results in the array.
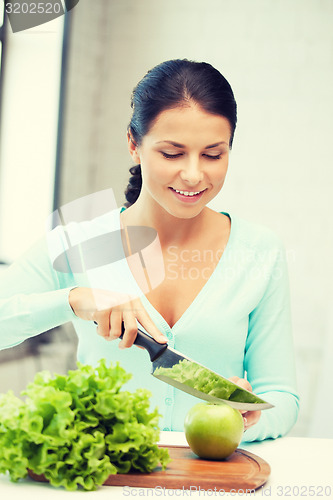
[{"xmin": 0, "ymin": 59, "xmax": 299, "ymax": 440}]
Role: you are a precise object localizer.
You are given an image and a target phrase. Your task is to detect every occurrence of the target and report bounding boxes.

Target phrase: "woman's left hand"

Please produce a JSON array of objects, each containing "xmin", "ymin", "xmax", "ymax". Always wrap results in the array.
[{"xmin": 228, "ymin": 376, "xmax": 261, "ymax": 431}]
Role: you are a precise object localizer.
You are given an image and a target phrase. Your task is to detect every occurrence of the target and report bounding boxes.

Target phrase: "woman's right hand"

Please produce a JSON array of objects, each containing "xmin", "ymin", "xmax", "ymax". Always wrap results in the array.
[{"xmin": 68, "ymin": 287, "xmax": 167, "ymax": 349}]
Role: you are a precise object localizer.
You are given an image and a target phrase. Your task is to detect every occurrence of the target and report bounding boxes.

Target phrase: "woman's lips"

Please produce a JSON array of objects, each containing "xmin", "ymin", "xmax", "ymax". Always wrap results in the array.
[{"xmin": 169, "ymin": 187, "xmax": 206, "ymax": 203}]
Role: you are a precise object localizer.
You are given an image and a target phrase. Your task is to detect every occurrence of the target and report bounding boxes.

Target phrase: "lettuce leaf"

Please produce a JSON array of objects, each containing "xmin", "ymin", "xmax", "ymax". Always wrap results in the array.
[
  {"xmin": 0, "ymin": 359, "xmax": 170, "ymax": 491},
  {"xmin": 154, "ymin": 359, "xmax": 266, "ymax": 403}
]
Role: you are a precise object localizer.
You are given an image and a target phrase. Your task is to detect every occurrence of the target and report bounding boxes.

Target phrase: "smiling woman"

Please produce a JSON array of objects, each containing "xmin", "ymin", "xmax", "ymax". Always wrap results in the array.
[
  {"xmin": 0, "ymin": 59, "xmax": 299, "ymax": 442},
  {"xmin": 126, "ymin": 105, "xmax": 231, "ymax": 219}
]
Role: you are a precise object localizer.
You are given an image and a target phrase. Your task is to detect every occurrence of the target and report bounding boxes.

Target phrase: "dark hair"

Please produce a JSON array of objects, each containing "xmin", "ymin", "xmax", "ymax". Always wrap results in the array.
[{"xmin": 124, "ymin": 59, "xmax": 237, "ymax": 207}]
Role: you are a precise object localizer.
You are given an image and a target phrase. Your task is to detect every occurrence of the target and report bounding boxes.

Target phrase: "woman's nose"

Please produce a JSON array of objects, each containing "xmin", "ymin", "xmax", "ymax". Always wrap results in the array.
[{"xmin": 179, "ymin": 157, "xmax": 204, "ymax": 186}]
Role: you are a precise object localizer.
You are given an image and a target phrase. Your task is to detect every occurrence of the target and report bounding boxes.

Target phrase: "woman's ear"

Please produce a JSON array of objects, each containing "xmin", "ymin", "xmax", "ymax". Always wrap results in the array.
[{"xmin": 127, "ymin": 131, "xmax": 141, "ymax": 164}]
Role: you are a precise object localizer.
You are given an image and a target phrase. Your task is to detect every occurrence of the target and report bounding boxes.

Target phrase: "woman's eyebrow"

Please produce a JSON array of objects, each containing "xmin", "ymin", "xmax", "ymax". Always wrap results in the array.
[
  {"xmin": 205, "ymin": 141, "xmax": 228, "ymax": 149},
  {"xmin": 156, "ymin": 140, "xmax": 228, "ymax": 148},
  {"xmin": 156, "ymin": 140, "xmax": 185, "ymax": 148}
]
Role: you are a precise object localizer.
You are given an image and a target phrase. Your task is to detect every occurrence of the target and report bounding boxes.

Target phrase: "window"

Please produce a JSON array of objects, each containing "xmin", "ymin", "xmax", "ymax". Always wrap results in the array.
[{"xmin": 0, "ymin": 15, "xmax": 64, "ymax": 264}]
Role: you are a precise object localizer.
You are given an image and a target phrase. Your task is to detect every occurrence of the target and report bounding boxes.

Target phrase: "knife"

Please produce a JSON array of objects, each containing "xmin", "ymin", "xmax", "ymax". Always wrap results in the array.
[{"xmin": 116, "ymin": 324, "xmax": 274, "ymax": 411}]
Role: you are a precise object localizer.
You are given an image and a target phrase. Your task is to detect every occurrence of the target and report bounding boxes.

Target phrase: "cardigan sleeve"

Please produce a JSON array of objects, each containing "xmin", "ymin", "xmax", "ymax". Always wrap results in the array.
[
  {"xmin": 0, "ymin": 236, "xmax": 77, "ymax": 350},
  {"xmin": 242, "ymin": 238, "xmax": 300, "ymax": 442}
]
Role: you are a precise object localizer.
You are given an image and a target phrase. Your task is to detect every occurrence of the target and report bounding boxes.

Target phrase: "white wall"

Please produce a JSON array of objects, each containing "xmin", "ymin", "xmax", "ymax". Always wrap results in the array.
[{"xmin": 0, "ymin": 16, "xmax": 64, "ymax": 262}]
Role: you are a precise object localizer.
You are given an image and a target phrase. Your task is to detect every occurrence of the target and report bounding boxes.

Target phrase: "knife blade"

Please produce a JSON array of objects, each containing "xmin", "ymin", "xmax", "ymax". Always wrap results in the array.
[{"xmin": 120, "ymin": 325, "xmax": 274, "ymax": 411}]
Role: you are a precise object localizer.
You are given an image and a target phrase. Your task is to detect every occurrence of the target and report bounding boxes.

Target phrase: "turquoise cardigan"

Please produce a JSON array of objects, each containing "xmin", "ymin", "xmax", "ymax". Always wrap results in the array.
[{"xmin": 0, "ymin": 208, "xmax": 299, "ymax": 442}]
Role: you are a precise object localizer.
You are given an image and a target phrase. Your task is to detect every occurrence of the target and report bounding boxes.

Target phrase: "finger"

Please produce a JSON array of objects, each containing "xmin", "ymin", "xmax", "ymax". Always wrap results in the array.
[
  {"xmin": 242, "ymin": 410, "xmax": 261, "ymax": 430},
  {"xmin": 135, "ymin": 302, "xmax": 167, "ymax": 343},
  {"xmin": 239, "ymin": 380, "xmax": 252, "ymax": 392},
  {"xmin": 95, "ymin": 310, "xmax": 111, "ymax": 340},
  {"xmin": 247, "ymin": 410, "xmax": 261, "ymax": 427},
  {"xmin": 229, "ymin": 376, "xmax": 241, "ymax": 383},
  {"xmin": 229, "ymin": 376, "xmax": 252, "ymax": 392},
  {"xmin": 109, "ymin": 309, "xmax": 123, "ymax": 340},
  {"xmin": 119, "ymin": 311, "xmax": 139, "ymax": 349},
  {"xmin": 241, "ymin": 411, "xmax": 249, "ymax": 428}
]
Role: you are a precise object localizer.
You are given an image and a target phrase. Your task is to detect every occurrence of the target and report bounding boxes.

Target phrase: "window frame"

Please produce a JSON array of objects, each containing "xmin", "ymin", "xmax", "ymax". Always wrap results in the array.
[
  {"xmin": 0, "ymin": 7, "xmax": 7, "ymax": 266},
  {"xmin": 0, "ymin": 4, "xmax": 8, "ymax": 142}
]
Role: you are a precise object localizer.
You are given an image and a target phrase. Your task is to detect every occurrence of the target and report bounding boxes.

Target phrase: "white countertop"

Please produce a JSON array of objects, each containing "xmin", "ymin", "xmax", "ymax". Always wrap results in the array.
[{"xmin": 0, "ymin": 432, "xmax": 332, "ymax": 499}]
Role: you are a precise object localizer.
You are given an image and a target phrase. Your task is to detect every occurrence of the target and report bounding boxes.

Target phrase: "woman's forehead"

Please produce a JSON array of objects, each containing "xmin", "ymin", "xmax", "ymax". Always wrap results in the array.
[{"xmin": 145, "ymin": 105, "xmax": 232, "ymax": 145}]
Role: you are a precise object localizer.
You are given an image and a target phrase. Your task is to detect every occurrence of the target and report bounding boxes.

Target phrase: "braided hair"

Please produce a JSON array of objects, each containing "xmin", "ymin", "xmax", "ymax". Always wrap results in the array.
[{"xmin": 124, "ymin": 165, "xmax": 142, "ymax": 208}]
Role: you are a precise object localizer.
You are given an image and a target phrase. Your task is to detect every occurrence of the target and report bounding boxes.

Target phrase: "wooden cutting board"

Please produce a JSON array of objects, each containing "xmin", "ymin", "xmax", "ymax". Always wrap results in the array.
[
  {"xmin": 103, "ymin": 445, "xmax": 270, "ymax": 491},
  {"xmin": 29, "ymin": 445, "xmax": 270, "ymax": 491}
]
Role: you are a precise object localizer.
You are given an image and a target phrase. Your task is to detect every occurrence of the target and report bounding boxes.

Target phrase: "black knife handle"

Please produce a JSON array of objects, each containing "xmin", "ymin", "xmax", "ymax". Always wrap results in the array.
[
  {"xmin": 127, "ymin": 327, "xmax": 169, "ymax": 362},
  {"xmin": 93, "ymin": 321, "xmax": 168, "ymax": 362}
]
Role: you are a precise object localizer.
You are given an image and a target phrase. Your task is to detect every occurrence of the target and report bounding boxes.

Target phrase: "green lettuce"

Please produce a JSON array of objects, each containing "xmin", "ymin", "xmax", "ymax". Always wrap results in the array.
[
  {"xmin": 154, "ymin": 359, "xmax": 265, "ymax": 404},
  {"xmin": 0, "ymin": 360, "xmax": 170, "ymax": 491}
]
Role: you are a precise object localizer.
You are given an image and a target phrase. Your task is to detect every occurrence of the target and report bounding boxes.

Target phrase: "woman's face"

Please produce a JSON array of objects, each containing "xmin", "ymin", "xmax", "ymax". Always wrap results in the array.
[{"xmin": 128, "ymin": 103, "xmax": 232, "ymax": 219}]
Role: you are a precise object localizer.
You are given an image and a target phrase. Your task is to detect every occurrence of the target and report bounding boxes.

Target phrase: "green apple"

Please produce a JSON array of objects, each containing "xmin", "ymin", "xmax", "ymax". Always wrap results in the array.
[{"xmin": 184, "ymin": 402, "xmax": 244, "ymax": 460}]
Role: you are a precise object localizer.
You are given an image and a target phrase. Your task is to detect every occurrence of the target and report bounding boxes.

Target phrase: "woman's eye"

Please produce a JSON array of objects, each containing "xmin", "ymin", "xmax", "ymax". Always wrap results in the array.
[
  {"xmin": 160, "ymin": 152, "xmax": 223, "ymax": 160},
  {"xmin": 161, "ymin": 152, "xmax": 183, "ymax": 159},
  {"xmin": 203, "ymin": 154, "xmax": 222, "ymax": 160}
]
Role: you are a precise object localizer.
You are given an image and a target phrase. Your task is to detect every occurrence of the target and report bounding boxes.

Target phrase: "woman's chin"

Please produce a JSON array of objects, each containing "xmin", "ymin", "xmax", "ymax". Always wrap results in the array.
[{"xmin": 163, "ymin": 204, "xmax": 206, "ymax": 220}]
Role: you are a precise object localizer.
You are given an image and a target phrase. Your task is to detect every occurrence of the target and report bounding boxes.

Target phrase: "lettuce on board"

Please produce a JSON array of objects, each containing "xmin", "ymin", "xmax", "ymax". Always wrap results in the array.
[{"xmin": 0, "ymin": 359, "xmax": 170, "ymax": 491}]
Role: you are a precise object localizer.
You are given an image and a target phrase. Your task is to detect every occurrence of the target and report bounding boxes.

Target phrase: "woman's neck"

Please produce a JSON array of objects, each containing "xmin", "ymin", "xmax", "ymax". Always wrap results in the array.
[{"xmin": 120, "ymin": 196, "xmax": 211, "ymax": 248}]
